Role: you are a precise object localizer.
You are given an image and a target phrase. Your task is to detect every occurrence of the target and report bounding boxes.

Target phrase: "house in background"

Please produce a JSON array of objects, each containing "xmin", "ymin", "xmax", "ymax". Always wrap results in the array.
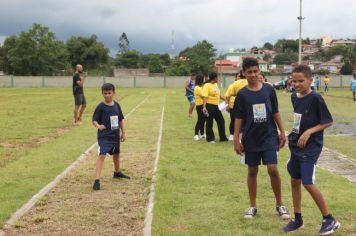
[{"xmin": 214, "ymin": 59, "xmax": 239, "ymax": 75}]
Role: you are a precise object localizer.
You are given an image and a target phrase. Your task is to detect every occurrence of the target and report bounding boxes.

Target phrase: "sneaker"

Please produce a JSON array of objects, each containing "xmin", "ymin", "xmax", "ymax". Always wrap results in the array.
[
  {"xmin": 276, "ymin": 205, "xmax": 291, "ymax": 220},
  {"xmin": 93, "ymin": 179, "xmax": 100, "ymax": 191},
  {"xmin": 319, "ymin": 218, "xmax": 340, "ymax": 235},
  {"xmin": 209, "ymin": 141, "xmax": 215, "ymax": 144},
  {"xmin": 244, "ymin": 207, "xmax": 257, "ymax": 219},
  {"xmin": 194, "ymin": 135, "xmax": 200, "ymax": 141},
  {"xmin": 220, "ymin": 138, "xmax": 228, "ymax": 142},
  {"xmin": 283, "ymin": 219, "xmax": 304, "ymax": 233},
  {"xmin": 200, "ymin": 134, "xmax": 206, "ymax": 139},
  {"xmin": 113, "ymin": 171, "xmax": 131, "ymax": 179},
  {"xmin": 228, "ymin": 134, "xmax": 234, "ymax": 141}
]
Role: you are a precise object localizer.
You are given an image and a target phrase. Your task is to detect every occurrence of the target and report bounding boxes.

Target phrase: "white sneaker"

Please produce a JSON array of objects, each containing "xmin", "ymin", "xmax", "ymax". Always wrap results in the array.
[
  {"xmin": 228, "ymin": 134, "xmax": 234, "ymax": 141},
  {"xmin": 194, "ymin": 135, "xmax": 200, "ymax": 141},
  {"xmin": 209, "ymin": 141, "xmax": 215, "ymax": 144},
  {"xmin": 200, "ymin": 134, "xmax": 206, "ymax": 139}
]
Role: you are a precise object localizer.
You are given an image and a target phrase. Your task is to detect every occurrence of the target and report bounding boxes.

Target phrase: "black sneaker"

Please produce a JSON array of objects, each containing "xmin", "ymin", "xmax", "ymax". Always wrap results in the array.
[
  {"xmin": 244, "ymin": 207, "xmax": 257, "ymax": 219},
  {"xmin": 276, "ymin": 205, "xmax": 291, "ymax": 220},
  {"xmin": 319, "ymin": 218, "xmax": 340, "ymax": 235},
  {"xmin": 93, "ymin": 179, "xmax": 100, "ymax": 191},
  {"xmin": 113, "ymin": 171, "xmax": 131, "ymax": 179},
  {"xmin": 283, "ymin": 219, "xmax": 304, "ymax": 233}
]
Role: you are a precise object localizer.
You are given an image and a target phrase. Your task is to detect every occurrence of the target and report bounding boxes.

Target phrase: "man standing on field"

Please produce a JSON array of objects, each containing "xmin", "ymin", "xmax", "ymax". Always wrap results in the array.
[{"xmin": 73, "ymin": 64, "xmax": 87, "ymax": 125}]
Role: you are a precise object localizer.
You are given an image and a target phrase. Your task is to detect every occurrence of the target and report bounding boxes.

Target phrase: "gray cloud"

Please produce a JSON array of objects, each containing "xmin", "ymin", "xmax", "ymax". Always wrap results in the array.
[{"xmin": 1, "ymin": 0, "xmax": 356, "ymax": 54}]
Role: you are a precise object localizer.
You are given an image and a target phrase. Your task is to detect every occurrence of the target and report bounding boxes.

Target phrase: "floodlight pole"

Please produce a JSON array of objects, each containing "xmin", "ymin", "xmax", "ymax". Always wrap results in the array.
[{"xmin": 298, "ymin": 0, "xmax": 304, "ymax": 64}]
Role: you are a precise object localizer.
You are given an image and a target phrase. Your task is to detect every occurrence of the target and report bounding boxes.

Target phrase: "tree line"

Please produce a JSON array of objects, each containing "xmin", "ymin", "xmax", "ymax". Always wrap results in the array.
[{"xmin": 1, "ymin": 23, "xmax": 355, "ymax": 76}]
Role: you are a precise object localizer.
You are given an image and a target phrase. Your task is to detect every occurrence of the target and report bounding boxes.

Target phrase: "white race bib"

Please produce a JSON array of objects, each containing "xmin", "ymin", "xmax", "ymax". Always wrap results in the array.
[
  {"xmin": 110, "ymin": 115, "xmax": 119, "ymax": 130},
  {"xmin": 292, "ymin": 113, "xmax": 302, "ymax": 134},
  {"xmin": 252, "ymin": 103, "xmax": 267, "ymax": 123}
]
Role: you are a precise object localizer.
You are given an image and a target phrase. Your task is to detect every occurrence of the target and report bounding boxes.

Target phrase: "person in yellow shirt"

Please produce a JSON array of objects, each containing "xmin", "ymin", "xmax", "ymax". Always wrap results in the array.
[
  {"xmin": 202, "ymin": 72, "xmax": 228, "ymax": 143},
  {"xmin": 226, "ymin": 71, "xmax": 248, "ymax": 141},
  {"xmin": 323, "ymin": 75, "xmax": 330, "ymax": 93},
  {"xmin": 193, "ymin": 75, "xmax": 206, "ymax": 141}
]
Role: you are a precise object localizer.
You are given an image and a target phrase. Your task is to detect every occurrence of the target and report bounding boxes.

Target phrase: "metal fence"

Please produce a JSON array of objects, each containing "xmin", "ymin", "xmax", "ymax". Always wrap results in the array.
[{"xmin": 0, "ymin": 75, "xmax": 353, "ymax": 88}]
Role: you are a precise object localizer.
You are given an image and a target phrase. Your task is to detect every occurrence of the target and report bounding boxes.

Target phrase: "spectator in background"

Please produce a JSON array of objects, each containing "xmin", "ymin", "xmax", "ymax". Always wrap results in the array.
[
  {"xmin": 351, "ymin": 73, "xmax": 356, "ymax": 102},
  {"xmin": 315, "ymin": 76, "xmax": 321, "ymax": 91},
  {"xmin": 185, "ymin": 72, "xmax": 196, "ymax": 118},
  {"xmin": 323, "ymin": 75, "xmax": 330, "ymax": 93},
  {"xmin": 72, "ymin": 64, "xmax": 87, "ymax": 125}
]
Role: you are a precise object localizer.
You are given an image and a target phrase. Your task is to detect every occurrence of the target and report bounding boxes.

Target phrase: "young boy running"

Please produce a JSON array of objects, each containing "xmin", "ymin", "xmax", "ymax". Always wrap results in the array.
[
  {"xmin": 233, "ymin": 57, "xmax": 290, "ymax": 219},
  {"xmin": 92, "ymin": 83, "xmax": 130, "ymax": 191},
  {"xmin": 283, "ymin": 65, "xmax": 340, "ymax": 235}
]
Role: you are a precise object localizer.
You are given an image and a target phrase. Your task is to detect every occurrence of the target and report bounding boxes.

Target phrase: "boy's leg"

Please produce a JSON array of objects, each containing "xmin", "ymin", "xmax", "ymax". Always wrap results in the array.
[
  {"xmin": 247, "ymin": 165, "xmax": 259, "ymax": 207},
  {"xmin": 95, "ymin": 155, "xmax": 106, "ymax": 180},
  {"xmin": 266, "ymin": 164, "xmax": 282, "ymax": 206},
  {"xmin": 291, "ymin": 178, "xmax": 302, "ymax": 214},
  {"xmin": 113, "ymin": 153, "xmax": 120, "ymax": 172},
  {"xmin": 303, "ymin": 184, "xmax": 329, "ymax": 216},
  {"xmin": 77, "ymin": 104, "xmax": 86, "ymax": 122},
  {"xmin": 74, "ymin": 105, "xmax": 80, "ymax": 123}
]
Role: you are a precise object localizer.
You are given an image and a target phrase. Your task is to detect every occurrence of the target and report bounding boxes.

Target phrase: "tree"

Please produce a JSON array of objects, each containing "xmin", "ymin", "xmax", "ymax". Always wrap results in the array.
[
  {"xmin": 118, "ymin": 32, "xmax": 130, "ymax": 54},
  {"xmin": 340, "ymin": 61, "xmax": 352, "ymax": 75},
  {"xmin": 179, "ymin": 40, "xmax": 216, "ymax": 74},
  {"xmin": 273, "ymin": 53, "xmax": 298, "ymax": 65},
  {"xmin": 66, "ymin": 35, "xmax": 109, "ymax": 69},
  {"xmin": 263, "ymin": 42, "xmax": 273, "ymax": 50},
  {"xmin": 2, "ymin": 23, "xmax": 68, "ymax": 75},
  {"xmin": 165, "ymin": 60, "xmax": 190, "ymax": 76},
  {"xmin": 148, "ymin": 55, "xmax": 164, "ymax": 73},
  {"xmin": 274, "ymin": 39, "xmax": 299, "ymax": 53},
  {"xmin": 115, "ymin": 50, "xmax": 141, "ymax": 68}
]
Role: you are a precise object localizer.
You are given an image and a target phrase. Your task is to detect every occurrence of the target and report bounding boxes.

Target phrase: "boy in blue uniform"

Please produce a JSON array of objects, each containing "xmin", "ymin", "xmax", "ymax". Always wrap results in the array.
[
  {"xmin": 92, "ymin": 83, "xmax": 130, "ymax": 191},
  {"xmin": 185, "ymin": 73, "xmax": 196, "ymax": 118},
  {"xmin": 283, "ymin": 65, "xmax": 340, "ymax": 235},
  {"xmin": 233, "ymin": 58, "xmax": 290, "ymax": 219}
]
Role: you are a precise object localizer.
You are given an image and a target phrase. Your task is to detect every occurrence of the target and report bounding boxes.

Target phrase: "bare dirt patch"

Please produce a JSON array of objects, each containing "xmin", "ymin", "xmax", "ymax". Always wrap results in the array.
[{"xmin": 4, "ymin": 97, "xmax": 163, "ymax": 236}]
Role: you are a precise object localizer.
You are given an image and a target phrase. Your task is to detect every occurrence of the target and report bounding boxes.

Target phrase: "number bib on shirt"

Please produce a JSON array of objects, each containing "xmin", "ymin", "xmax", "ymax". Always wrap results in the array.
[
  {"xmin": 252, "ymin": 104, "xmax": 267, "ymax": 123},
  {"xmin": 292, "ymin": 113, "xmax": 302, "ymax": 134},
  {"xmin": 110, "ymin": 115, "xmax": 119, "ymax": 130}
]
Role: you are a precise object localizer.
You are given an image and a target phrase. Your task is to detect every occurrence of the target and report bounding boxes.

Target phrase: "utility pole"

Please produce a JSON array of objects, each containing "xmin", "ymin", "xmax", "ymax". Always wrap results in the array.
[{"xmin": 297, "ymin": 0, "xmax": 304, "ymax": 64}]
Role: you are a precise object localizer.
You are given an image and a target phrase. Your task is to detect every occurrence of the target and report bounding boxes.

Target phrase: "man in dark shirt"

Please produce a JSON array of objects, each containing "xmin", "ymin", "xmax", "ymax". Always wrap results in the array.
[{"xmin": 72, "ymin": 64, "xmax": 87, "ymax": 125}]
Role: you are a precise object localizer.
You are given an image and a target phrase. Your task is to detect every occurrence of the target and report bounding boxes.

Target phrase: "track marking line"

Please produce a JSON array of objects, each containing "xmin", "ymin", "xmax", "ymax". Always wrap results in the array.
[
  {"xmin": 143, "ymin": 97, "xmax": 166, "ymax": 236},
  {"xmin": 3, "ymin": 95, "xmax": 151, "ymax": 229}
]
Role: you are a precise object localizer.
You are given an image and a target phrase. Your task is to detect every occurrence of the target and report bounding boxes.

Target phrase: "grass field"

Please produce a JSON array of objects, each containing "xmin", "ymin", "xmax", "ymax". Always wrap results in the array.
[{"xmin": 0, "ymin": 87, "xmax": 356, "ymax": 235}]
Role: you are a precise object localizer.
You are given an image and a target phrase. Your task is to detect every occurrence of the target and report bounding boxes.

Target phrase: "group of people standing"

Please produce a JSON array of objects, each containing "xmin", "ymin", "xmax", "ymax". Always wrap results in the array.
[{"xmin": 185, "ymin": 57, "xmax": 340, "ymax": 235}]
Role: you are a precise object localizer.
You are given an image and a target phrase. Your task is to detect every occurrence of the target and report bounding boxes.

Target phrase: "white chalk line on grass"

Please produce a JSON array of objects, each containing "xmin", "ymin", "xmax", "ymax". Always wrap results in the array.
[
  {"xmin": 143, "ymin": 98, "xmax": 166, "ymax": 236},
  {"xmin": 3, "ymin": 95, "xmax": 151, "ymax": 230}
]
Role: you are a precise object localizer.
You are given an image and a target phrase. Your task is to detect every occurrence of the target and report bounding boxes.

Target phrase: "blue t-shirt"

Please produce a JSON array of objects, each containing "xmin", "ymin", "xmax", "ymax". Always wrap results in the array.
[
  {"xmin": 233, "ymin": 83, "xmax": 279, "ymax": 152},
  {"xmin": 185, "ymin": 79, "xmax": 195, "ymax": 96},
  {"xmin": 288, "ymin": 91, "xmax": 333, "ymax": 161},
  {"xmin": 351, "ymin": 79, "xmax": 356, "ymax": 89},
  {"xmin": 92, "ymin": 101, "xmax": 124, "ymax": 142}
]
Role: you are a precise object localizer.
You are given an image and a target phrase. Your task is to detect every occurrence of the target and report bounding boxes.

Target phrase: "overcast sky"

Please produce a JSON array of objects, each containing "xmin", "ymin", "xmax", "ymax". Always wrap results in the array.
[{"xmin": 1, "ymin": 0, "xmax": 356, "ymax": 55}]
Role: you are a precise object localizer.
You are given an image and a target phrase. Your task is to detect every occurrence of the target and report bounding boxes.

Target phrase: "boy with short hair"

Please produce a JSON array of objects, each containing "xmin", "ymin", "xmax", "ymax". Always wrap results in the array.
[
  {"xmin": 92, "ymin": 83, "xmax": 130, "ymax": 191},
  {"xmin": 233, "ymin": 57, "xmax": 290, "ymax": 219},
  {"xmin": 283, "ymin": 65, "xmax": 340, "ymax": 235}
]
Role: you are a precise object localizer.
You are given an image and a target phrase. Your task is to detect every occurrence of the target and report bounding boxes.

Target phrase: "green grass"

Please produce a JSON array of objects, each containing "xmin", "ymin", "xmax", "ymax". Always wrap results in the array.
[
  {"xmin": 0, "ymin": 87, "xmax": 149, "ymax": 226},
  {"xmin": 1, "ymin": 87, "xmax": 355, "ymax": 235},
  {"xmin": 153, "ymin": 88, "xmax": 356, "ymax": 235}
]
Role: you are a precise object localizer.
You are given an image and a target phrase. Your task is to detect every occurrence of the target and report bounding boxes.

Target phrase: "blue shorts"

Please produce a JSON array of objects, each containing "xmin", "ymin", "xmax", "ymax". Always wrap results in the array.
[
  {"xmin": 186, "ymin": 95, "xmax": 195, "ymax": 104},
  {"xmin": 352, "ymin": 87, "xmax": 356, "ymax": 92},
  {"xmin": 244, "ymin": 150, "xmax": 278, "ymax": 166},
  {"xmin": 98, "ymin": 142, "xmax": 120, "ymax": 156},
  {"xmin": 287, "ymin": 157, "xmax": 316, "ymax": 185}
]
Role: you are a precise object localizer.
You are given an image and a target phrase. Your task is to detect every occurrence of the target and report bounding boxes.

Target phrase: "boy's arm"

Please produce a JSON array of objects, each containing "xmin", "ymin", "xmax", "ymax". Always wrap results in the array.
[
  {"xmin": 92, "ymin": 121, "xmax": 106, "ymax": 130},
  {"xmin": 120, "ymin": 120, "xmax": 126, "ymax": 142},
  {"xmin": 273, "ymin": 112, "xmax": 286, "ymax": 148},
  {"xmin": 184, "ymin": 80, "xmax": 194, "ymax": 93},
  {"xmin": 297, "ymin": 122, "xmax": 332, "ymax": 148},
  {"xmin": 233, "ymin": 118, "xmax": 244, "ymax": 155}
]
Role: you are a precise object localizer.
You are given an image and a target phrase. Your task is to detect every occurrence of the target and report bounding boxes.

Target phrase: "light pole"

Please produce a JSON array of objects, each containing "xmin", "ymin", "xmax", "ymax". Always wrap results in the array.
[{"xmin": 297, "ymin": 0, "xmax": 305, "ymax": 64}]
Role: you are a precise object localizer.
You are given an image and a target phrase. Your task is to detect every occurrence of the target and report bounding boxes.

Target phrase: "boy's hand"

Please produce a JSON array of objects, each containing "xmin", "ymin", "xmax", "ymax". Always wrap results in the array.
[
  {"xmin": 279, "ymin": 132, "xmax": 286, "ymax": 148},
  {"xmin": 234, "ymin": 139, "xmax": 244, "ymax": 155},
  {"xmin": 120, "ymin": 132, "xmax": 126, "ymax": 142},
  {"xmin": 202, "ymin": 107, "xmax": 208, "ymax": 114},
  {"xmin": 297, "ymin": 129, "xmax": 312, "ymax": 148},
  {"xmin": 97, "ymin": 125, "xmax": 106, "ymax": 131}
]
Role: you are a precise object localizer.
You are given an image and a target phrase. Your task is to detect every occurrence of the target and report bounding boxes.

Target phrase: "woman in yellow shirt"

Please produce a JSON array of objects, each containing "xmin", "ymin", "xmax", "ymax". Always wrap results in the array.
[
  {"xmin": 193, "ymin": 75, "xmax": 206, "ymax": 140},
  {"xmin": 202, "ymin": 72, "xmax": 228, "ymax": 143}
]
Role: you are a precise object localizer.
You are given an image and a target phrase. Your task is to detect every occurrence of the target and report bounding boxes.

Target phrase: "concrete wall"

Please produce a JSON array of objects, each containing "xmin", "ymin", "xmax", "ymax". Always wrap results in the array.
[{"xmin": 0, "ymin": 75, "xmax": 353, "ymax": 88}]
